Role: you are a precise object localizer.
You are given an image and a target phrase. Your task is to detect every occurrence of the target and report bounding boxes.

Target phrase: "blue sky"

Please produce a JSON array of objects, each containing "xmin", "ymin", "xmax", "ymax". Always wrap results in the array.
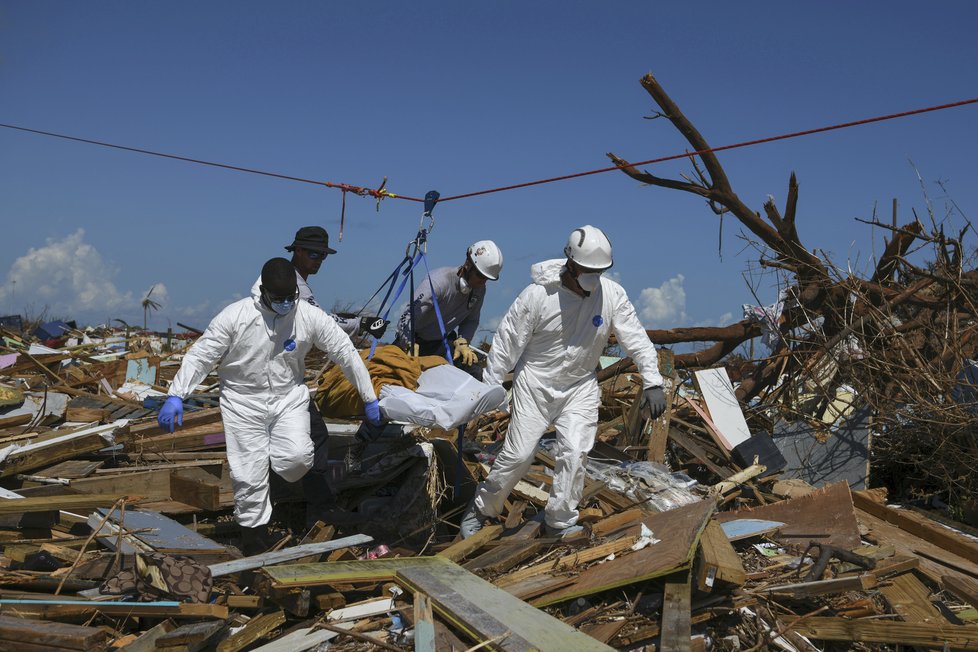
[{"xmin": 1, "ymin": 2, "xmax": 976, "ymax": 344}]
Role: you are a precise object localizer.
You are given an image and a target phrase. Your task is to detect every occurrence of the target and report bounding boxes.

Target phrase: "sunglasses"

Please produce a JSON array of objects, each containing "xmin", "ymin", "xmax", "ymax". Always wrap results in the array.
[{"xmin": 304, "ymin": 250, "xmax": 327, "ymax": 261}]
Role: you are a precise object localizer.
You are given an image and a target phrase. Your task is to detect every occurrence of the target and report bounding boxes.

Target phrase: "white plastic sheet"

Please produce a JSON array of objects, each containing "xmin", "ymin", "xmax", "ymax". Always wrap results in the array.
[{"xmin": 379, "ymin": 364, "xmax": 506, "ymax": 429}]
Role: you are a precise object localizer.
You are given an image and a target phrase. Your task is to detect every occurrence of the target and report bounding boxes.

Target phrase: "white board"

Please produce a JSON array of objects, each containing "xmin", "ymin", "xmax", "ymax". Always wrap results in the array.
[{"xmin": 694, "ymin": 368, "xmax": 751, "ymax": 450}]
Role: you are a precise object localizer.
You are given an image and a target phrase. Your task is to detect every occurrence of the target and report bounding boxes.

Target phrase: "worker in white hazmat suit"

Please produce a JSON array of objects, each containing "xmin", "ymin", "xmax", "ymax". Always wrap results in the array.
[
  {"xmin": 248, "ymin": 226, "xmax": 387, "ymax": 528},
  {"xmin": 461, "ymin": 225, "xmax": 667, "ymax": 539},
  {"xmin": 158, "ymin": 258, "xmax": 382, "ymax": 555}
]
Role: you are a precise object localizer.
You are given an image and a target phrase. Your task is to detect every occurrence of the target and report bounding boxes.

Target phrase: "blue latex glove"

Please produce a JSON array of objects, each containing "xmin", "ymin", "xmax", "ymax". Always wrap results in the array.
[
  {"xmin": 158, "ymin": 396, "xmax": 184, "ymax": 433},
  {"xmin": 364, "ymin": 399, "xmax": 382, "ymax": 427}
]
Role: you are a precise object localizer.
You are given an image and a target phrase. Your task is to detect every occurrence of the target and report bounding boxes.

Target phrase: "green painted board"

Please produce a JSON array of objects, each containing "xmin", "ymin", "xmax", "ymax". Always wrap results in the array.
[
  {"xmin": 263, "ymin": 557, "xmax": 432, "ymax": 587},
  {"xmin": 396, "ymin": 556, "xmax": 613, "ymax": 652},
  {"xmin": 262, "ymin": 556, "xmax": 612, "ymax": 651}
]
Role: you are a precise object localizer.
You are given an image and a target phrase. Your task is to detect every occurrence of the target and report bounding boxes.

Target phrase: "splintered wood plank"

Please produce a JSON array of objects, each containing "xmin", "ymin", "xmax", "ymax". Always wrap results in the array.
[
  {"xmin": 696, "ymin": 519, "xmax": 746, "ymax": 591},
  {"xmin": 714, "ymin": 480, "xmax": 861, "ymax": 549},
  {"xmin": 532, "ymin": 498, "xmax": 715, "ymax": 607},
  {"xmin": 880, "ymin": 572, "xmax": 947, "ymax": 624},
  {"xmin": 856, "ymin": 505, "xmax": 978, "ymax": 587},
  {"xmin": 660, "ymin": 571, "xmax": 692, "ymax": 652},
  {"xmin": 463, "ymin": 521, "xmax": 541, "ymax": 573},
  {"xmin": 581, "ymin": 619, "xmax": 627, "ymax": 644},
  {"xmin": 0, "ymin": 422, "xmax": 130, "ymax": 477},
  {"xmin": 0, "ymin": 599, "xmax": 227, "ymax": 619},
  {"xmin": 437, "ymin": 524, "xmax": 503, "ymax": 563},
  {"xmin": 589, "ymin": 507, "xmax": 645, "ymax": 538},
  {"xmin": 854, "ymin": 491, "xmax": 978, "ymax": 567},
  {"xmin": 647, "ymin": 363, "xmax": 677, "ymax": 463},
  {"xmin": 113, "ymin": 618, "xmax": 176, "ymax": 652},
  {"xmin": 0, "ymin": 493, "xmax": 138, "ymax": 514},
  {"xmin": 693, "ymin": 368, "xmax": 751, "ymax": 450},
  {"xmin": 501, "ymin": 575, "xmax": 575, "ymax": 602},
  {"xmin": 38, "ymin": 459, "xmax": 103, "ymax": 479},
  {"xmin": 155, "ymin": 620, "xmax": 228, "ymax": 649},
  {"xmin": 124, "ymin": 422, "xmax": 227, "ymax": 454},
  {"xmin": 760, "ymin": 574, "xmax": 877, "ymax": 597},
  {"xmin": 0, "ymin": 614, "xmax": 109, "ymax": 650},
  {"xmin": 395, "ymin": 555, "xmax": 613, "ymax": 652},
  {"xmin": 217, "ymin": 609, "xmax": 285, "ymax": 652},
  {"xmin": 944, "ymin": 575, "xmax": 978, "ymax": 611},
  {"xmin": 788, "ymin": 617, "xmax": 978, "ymax": 650},
  {"xmin": 496, "ymin": 535, "xmax": 641, "ymax": 588},
  {"xmin": 414, "ymin": 592, "xmax": 437, "ymax": 652}
]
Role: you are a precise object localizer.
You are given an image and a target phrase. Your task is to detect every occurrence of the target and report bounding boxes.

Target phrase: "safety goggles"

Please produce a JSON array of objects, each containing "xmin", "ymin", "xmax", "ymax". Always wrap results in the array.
[{"xmin": 262, "ymin": 288, "xmax": 299, "ymax": 304}]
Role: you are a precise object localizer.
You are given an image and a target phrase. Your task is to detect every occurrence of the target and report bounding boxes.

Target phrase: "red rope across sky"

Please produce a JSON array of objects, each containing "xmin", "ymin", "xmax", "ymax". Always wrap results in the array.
[{"xmin": 2, "ymin": 96, "xmax": 977, "ymax": 206}]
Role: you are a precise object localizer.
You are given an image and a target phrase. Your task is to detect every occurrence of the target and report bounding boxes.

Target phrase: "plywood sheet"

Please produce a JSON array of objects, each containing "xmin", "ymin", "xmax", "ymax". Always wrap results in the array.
[{"xmin": 714, "ymin": 480, "xmax": 861, "ymax": 549}]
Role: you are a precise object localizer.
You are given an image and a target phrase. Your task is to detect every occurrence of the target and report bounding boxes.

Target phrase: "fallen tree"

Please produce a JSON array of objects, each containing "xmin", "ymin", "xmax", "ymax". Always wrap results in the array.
[{"xmin": 608, "ymin": 73, "xmax": 978, "ymax": 510}]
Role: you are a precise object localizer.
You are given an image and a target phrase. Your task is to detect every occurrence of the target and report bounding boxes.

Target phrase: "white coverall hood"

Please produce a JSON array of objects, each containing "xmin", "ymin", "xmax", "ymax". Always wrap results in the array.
[
  {"xmin": 475, "ymin": 258, "xmax": 663, "ymax": 530},
  {"xmin": 529, "ymin": 258, "xmax": 566, "ymax": 288}
]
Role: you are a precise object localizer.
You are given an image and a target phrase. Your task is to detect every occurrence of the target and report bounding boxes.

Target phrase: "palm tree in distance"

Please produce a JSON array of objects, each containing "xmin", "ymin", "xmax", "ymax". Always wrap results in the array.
[{"xmin": 141, "ymin": 285, "xmax": 162, "ymax": 331}]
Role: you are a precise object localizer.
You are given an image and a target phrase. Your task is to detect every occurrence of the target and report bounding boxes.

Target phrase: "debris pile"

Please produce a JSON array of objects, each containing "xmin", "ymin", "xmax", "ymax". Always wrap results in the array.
[{"xmin": 2, "ymin": 315, "xmax": 978, "ymax": 651}]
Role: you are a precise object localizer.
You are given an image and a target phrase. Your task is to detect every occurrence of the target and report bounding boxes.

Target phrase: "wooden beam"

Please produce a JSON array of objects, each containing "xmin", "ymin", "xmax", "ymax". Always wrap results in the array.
[
  {"xmin": 0, "ymin": 599, "xmax": 227, "ymax": 619},
  {"xmin": 758, "ymin": 573, "xmax": 877, "ymax": 597},
  {"xmin": 437, "ymin": 524, "xmax": 503, "ymax": 563},
  {"xmin": 153, "ymin": 620, "xmax": 229, "ymax": 652},
  {"xmin": 0, "ymin": 614, "xmax": 109, "ymax": 650},
  {"xmin": 216, "ymin": 610, "xmax": 285, "ymax": 652},
  {"xmin": 414, "ymin": 592, "xmax": 437, "ymax": 652},
  {"xmin": 788, "ymin": 617, "xmax": 978, "ymax": 650},
  {"xmin": 879, "ymin": 571, "xmax": 948, "ymax": 624},
  {"xmin": 0, "ymin": 493, "xmax": 139, "ymax": 515},
  {"xmin": 112, "ymin": 618, "xmax": 176, "ymax": 652},
  {"xmin": 696, "ymin": 519, "xmax": 746, "ymax": 592},
  {"xmin": 496, "ymin": 535, "xmax": 641, "ymax": 588},
  {"xmin": 944, "ymin": 574, "xmax": 978, "ymax": 612},
  {"xmin": 463, "ymin": 521, "xmax": 542, "ymax": 573},
  {"xmin": 170, "ymin": 467, "xmax": 222, "ymax": 511},
  {"xmin": 0, "ymin": 422, "xmax": 130, "ymax": 478},
  {"xmin": 854, "ymin": 490, "xmax": 978, "ymax": 567},
  {"xmin": 395, "ymin": 556, "xmax": 613, "ymax": 651},
  {"xmin": 660, "ymin": 571, "xmax": 692, "ymax": 652}
]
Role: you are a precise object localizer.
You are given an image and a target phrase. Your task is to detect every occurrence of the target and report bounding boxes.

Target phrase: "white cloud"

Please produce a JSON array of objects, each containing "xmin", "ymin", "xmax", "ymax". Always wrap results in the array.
[
  {"xmin": 0, "ymin": 230, "xmax": 133, "ymax": 319},
  {"xmin": 637, "ymin": 274, "xmax": 688, "ymax": 327}
]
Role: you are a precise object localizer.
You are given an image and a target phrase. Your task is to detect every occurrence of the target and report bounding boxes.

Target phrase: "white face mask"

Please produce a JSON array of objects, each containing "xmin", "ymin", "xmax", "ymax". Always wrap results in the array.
[
  {"xmin": 458, "ymin": 275, "xmax": 472, "ymax": 295},
  {"xmin": 577, "ymin": 272, "xmax": 602, "ymax": 293},
  {"xmin": 270, "ymin": 298, "xmax": 296, "ymax": 315}
]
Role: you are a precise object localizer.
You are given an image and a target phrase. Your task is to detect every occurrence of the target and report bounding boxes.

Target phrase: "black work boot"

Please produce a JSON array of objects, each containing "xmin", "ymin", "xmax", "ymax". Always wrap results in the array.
[{"xmin": 240, "ymin": 524, "xmax": 276, "ymax": 557}]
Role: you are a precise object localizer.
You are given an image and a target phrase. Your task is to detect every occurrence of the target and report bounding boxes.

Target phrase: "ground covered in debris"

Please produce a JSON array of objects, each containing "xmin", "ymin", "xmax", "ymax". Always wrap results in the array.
[{"xmin": 3, "ymin": 320, "xmax": 978, "ymax": 652}]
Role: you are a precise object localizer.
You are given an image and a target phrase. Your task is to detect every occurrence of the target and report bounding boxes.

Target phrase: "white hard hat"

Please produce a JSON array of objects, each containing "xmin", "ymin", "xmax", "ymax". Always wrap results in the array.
[
  {"xmin": 564, "ymin": 225, "xmax": 613, "ymax": 270},
  {"xmin": 467, "ymin": 240, "xmax": 503, "ymax": 280}
]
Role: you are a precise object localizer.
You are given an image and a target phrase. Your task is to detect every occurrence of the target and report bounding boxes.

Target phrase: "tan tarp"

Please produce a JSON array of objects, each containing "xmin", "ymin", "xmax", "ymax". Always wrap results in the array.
[{"xmin": 315, "ymin": 344, "xmax": 448, "ymax": 418}]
